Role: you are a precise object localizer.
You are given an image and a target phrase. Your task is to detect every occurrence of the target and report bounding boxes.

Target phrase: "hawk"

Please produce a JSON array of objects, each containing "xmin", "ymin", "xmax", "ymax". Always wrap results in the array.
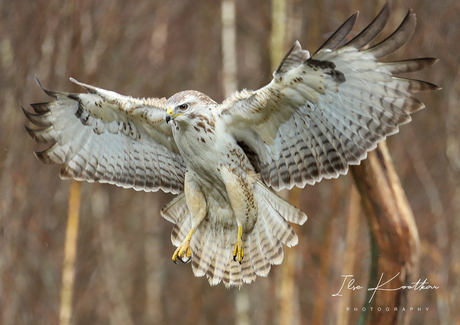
[{"xmin": 23, "ymin": 4, "xmax": 439, "ymax": 288}]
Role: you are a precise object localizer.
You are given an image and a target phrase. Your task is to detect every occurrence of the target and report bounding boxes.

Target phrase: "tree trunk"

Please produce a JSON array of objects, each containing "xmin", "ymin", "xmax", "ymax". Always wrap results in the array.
[{"xmin": 350, "ymin": 141, "xmax": 420, "ymax": 325}]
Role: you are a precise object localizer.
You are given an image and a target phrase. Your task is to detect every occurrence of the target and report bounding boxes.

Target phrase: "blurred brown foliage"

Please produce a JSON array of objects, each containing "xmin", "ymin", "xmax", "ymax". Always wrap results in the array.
[{"xmin": 0, "ymin": 0, "xmax": 457, "ymax": 324}]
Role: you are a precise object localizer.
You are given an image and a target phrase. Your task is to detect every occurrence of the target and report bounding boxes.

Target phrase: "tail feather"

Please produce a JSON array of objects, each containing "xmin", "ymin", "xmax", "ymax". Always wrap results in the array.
[
  {"xmin": 211, "ymin": 233, "xmax": 233, "ymax": 285},
  {"xmin": 254, "ymin": 181, "xmax": 308, "ymax": 225},
  {"xmin": 256, "ymin": 218, "xmax": 284, "ymax": 265},
  {"xmin": 171, "ymin": 215, "xmax": 191, "ymax": 246},
  {"xmin": 227, "ymin": 262, "xmax": 242, "ymax": 287},
  {"xmin": 161, "ymin": 192, "xmax": 188, "ymax": 224},
  {"xmin": 161, "ymin": 193, "xmax": 192, "ymax": 247},
  {"xmin": 258, "ymin": 198, "xmax": 298, "ymax": 247},
  {"xmin": 191, "ymin": 220, "xmax": 218, "ymax": 277},
  {"xmin": 240, "ymin": 246, "xmax": 257, "ymax": 284},
  {"xmin": 247, "ymin": 225, "xmax": 271, "ymax": 277},
  {"xmin": 160, "ymin": 180, "xmax": 307, "ymax": 288}
]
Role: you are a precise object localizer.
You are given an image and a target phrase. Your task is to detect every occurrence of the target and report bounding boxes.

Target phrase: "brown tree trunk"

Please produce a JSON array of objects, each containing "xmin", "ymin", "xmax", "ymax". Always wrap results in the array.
[{"xmin": 350, "ymin": 142, "xmax": 420, "ymax": 325}]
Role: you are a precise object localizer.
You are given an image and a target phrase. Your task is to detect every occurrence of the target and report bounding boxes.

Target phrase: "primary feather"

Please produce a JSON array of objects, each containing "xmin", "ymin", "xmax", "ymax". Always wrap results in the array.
[{"xmin": 219, "ymin": 3, "xmax": 439, "ymax": 192}]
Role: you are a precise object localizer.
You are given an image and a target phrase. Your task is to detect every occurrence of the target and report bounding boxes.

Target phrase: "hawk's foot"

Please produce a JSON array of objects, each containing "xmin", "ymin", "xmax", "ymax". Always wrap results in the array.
[
  {"xmin": 233, "ymin": 226, "xmax": 244, "ymax": 264},
  {"xmin": 172, "ymin": 228, "xmax": 195, "ymax": 264}
]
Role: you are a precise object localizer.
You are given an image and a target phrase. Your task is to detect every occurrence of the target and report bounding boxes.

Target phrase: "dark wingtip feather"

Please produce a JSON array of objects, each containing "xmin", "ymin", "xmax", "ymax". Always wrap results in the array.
[
  {"xmin": 422, "ymin": 81, "xmax": 442, "ymax": 92},
  {"xmin": 34, "ymin": 75, "xmax": 43, "ymax": 89},
  {"xmin": 24, "ymin": 124, "xmax": 53, "ymax": 143},
  {"xmin": 30, "ymin": 102, "xmax": 52, "ymax": 113},
  {"xmin": 35, "ymin": 76, "xmax": 58, "ymax": 98},
  {"xmin": 22, "ymin": 104, "xmax": 51, "ymax": 127},
  {"xmin": 366, "ymin": 8, "xmax": 416, "ymax": 59},
  {"xmin": 403, "ymin": 97, "xmax": 425, "ymax": 114},
  {"xmin": 420, "ymin": 58, "xmax": 439, "ymax": 69},
  {"xmin": 34, "ymin": 143, "xmax": 60, "ymax": 164},
  {"xmin": 397, "ymin": 78, "xmax": 442, "ymax": 93},
  {"xmin": 381, "ymin": 58, "xmax": 439, "ymax": 75},
  {"xmin": 342, "ymin": 2, "xmax": 390, "ymax": 49},
  {"xmin": 21, "ymin": 103, "xmax": 33, "ymax": 121},
  {"xmin": 314, "ymin": 11, "xmax": 358, "ymax": 54},
  {"xmin": 33, "ymin": 149, "xmax": 50, "ymax": 164},
  {"xmin": 24, "ymin": 124, "xmax": 40, "ymax": 141},
  {"xmin": 414, "ymin": 80, "xmax": 441, "ymax": 92},
  {"xmin": 35, "ymin": 76, "xmax": 72, "ymax": 98}
]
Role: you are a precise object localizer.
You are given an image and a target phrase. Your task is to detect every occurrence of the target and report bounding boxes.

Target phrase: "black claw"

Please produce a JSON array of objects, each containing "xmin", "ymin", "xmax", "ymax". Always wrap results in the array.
[
  {"xmin": 173, "ymin": 259, "xmax": 179, "ymax": 265},
  {"xmin": 178, "ymin": 255, "xmax": 191, "ymax": 264},
  {"xmin": 233, "ymin": 254, "xmax": 243, "ymax": 264}
]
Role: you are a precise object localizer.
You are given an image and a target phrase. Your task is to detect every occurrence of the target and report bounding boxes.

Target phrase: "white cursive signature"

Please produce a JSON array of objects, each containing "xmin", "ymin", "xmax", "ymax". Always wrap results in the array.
[{"xmin": 332, "ymin": 273, "xmax": 439, "ymax": 303}]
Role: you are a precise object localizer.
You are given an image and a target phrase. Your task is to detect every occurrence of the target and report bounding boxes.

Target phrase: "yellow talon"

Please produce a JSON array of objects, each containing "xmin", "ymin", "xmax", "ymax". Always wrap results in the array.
[
  {"xmin": 172, "ymin": 228, "xmax": 195, "ymax": 264},
  {"xmin": 233, "ymin": 226, "xmax": 244, "ymax": 264}
]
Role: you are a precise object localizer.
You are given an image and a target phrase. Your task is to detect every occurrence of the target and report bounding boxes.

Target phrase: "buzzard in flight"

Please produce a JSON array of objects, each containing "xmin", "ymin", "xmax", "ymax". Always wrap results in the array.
[{"xmin": 24, "ymin": 4, "xmax": 439, "ymax": 287}]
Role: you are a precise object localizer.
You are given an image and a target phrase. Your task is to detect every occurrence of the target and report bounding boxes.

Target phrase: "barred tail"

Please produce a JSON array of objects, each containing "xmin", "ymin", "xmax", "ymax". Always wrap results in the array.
[{"xmin": 160, "ymin": 181, "xmax": 307, "ymax": 288}]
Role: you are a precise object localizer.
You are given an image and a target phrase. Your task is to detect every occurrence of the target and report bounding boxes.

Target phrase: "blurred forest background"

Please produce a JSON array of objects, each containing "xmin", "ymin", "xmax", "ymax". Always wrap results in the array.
[{"xmin": 0, "ymin": 0, "xmax": 458, "ymax": 324}]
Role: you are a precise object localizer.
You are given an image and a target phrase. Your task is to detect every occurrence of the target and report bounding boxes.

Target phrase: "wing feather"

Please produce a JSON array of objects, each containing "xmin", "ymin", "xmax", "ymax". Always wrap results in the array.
[
  {"xmin": 314, "ymin": 12, "xmax": 358, "ymax": 53},
  {"xmin": 365, "ymin": 8, "xmax": 416, "ymax": 59},
  {"xmin": 24, "ymin": 78, "xmax": 185, "ymax": 194},
  {"xmin": 342, "ymin": 2, "xmax": 390, "ymax": 49},
  {"xmin": 379, "ymin": 58, "xmax": 438, "ymax": 75},
  {"xmin": 218, "ymin": 4, "xmax": 440, "ymax": 191}
]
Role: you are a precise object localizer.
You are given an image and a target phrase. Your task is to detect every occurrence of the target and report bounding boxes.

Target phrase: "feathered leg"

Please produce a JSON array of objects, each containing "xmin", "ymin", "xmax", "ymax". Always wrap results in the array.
[
  {"xmin": 172, "ymin": 170, "xmax": 207, "ymax": 263},
  {"xmin": 220, "ymin": 167, "xmax": 258, "ymax": 264}
]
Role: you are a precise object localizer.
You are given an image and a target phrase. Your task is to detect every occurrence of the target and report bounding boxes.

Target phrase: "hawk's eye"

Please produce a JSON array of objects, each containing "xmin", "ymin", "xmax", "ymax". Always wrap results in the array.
[{"xmin": 178, "ymin": 104, "xmax": 188, "ymax": 111}]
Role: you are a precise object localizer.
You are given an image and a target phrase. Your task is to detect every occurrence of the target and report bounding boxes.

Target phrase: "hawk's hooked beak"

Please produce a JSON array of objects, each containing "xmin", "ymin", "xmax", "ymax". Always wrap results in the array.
[
  {"xmin": 165, "ymin": 108, "xmax": 183, "ymax": 124},
  {"xmin": 166, "ymin": 108, "xmax": 173, "ymax": 124}
]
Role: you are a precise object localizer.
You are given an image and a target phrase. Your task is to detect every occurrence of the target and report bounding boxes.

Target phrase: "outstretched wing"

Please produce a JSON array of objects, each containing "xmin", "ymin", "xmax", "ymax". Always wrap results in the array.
[
  {"xmin": 218, "ymin": 4, "xmax": 440, "ymax": 191},
  {"xmin": 23, "ymin": 78, "xmax": 185, "ymax": 194}
]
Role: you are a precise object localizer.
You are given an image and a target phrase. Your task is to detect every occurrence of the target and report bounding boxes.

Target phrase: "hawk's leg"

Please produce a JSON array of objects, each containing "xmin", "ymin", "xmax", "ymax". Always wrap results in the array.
[
  {"xmin": 172, "ymin": 171, "xmax": 207, "ymax": 264},
  {"xmin": 221, "ymin": 167, "xmax": 258, "ymax": 265},
  {"xmin": 172, "ymin": 228, "xmax": 195, "ymax": 264}
]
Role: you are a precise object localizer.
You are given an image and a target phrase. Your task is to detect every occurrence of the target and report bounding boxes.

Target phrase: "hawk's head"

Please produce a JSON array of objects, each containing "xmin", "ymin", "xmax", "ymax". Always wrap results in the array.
[{"xmin": 165, "ymin": 90, "xmax": 217, "ymax": 126}]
